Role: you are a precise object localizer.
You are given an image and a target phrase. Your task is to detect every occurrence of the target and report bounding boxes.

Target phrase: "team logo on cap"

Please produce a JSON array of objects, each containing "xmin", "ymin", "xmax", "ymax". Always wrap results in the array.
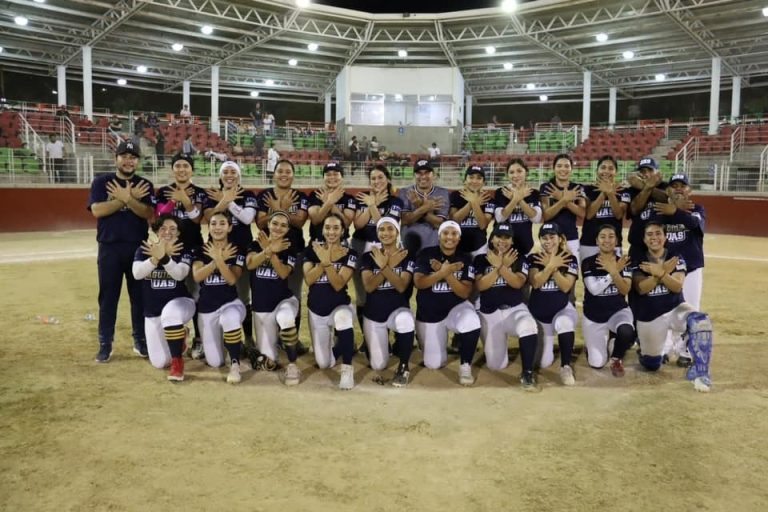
[{"xmin": 417, "ymin": 159, "xmax": 429, "ymax": 167}]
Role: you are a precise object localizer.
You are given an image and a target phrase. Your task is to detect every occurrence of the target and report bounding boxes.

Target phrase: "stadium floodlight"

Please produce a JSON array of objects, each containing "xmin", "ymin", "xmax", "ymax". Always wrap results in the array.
[
  {"xmin": 655, "ymin": 73, "xmax": 666, "ymax": 81},
  {"xmin": 265, "ymin": 79, "xmax": 275, "ymax": 86},
  {"xmin": 539, "ymin": 95, "xmax": 548, "ymax": 102},
  {"xmin": 136, "ymin": 65, "xmax": 148, "ymax": 73},
  {"xmin": 117, "ymin": 78, "xmax": 127, "ymax": 85},
  {"xmin": 398, "ymin": 49, "xmax": 408, "ymax": 58},
  {"xmin": 200, "ymin": 25, "xmax": 213, "ymax": 35},
  {"xmin": 526, "ymin": 83, "xmax": 536, "ymax": 90},
  {"xmin": 763, "ymin": 7, "xmax": 768, "ymax": 16},
  {"xmin": 288, "ymin": 58, "xmax": 298, "ymax": 66},
  {"xmin": 623, "ymin": 50, "xmax": 635, "ymax": 60},
  {"xmin": 52, "ymin": 90, "xmax": 57, "ymax": 95},
  {"xmin": 485, "ymin": 46, "xmax": 496, "ymax": 55},
  {"xmin": 34, "ymin": 0, "xmax": 46, "ymax": 3},
  {"xmin": 596, "ymin": 33, "xmax": 608, "ymax": 42},
  {"xmin": 171, "ymin": 43, "xmax": 184, "ymax": 52},
  {"xmin": 503, "ymin": 62, "xmax": 513, "ymax": 70},
  {"xmin": 501, "ymin": 0, "xmax": 518, "ymax": 13},
  {"xmin": 307, "ymin": 43, "xmax": 319, "ymax": 52},
  {"xmin": 14, "ymin": 16, "xmax": 29, "ymax": 26},
  {"xmin": 0, "ymin": 47, "xmax": 3, "ymax": 53},
  {"xmin": 296, "ymin": 0, "xmax": 311, "ymax": 8},
  {"xmin": 250, "ymin": 91, "xmax": 259, "ymax": 97}
]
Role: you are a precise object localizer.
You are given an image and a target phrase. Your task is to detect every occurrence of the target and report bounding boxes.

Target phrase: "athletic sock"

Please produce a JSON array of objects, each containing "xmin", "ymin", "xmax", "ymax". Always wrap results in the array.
[
  {"xmin": 280, "ymin": 326, "xmax": 300, "ymax": 363},
  {"xmin": 164, "ymin": 324, "xmax": 186, "ymax": 358},
  {"xmin": 457, "ymin": 328, "xmax": 481, "ymax": 365},
  {"xmin": 559, "ymin": 331, "xmax": 575, "ymax": 367},
  {"xmin": 612, "ymin": 325, "xmax": 635, "ymax": 360},
  {"xmin": 395, "ymin": 330, "xmax": 414, "ymax": 368},
  {"xmin": 223, "ymin": 328, "xmax": 243, "ymax": 364},
  {"xmin": 335, "ymin": 328, "xmax": 355, "ymax": 365},
  {"xmin": 242, "ymin": 305, "xmax": 253, "ymax": 344},
  {"xmin": 519, "ymin": 334, "xmax": 538, "ymax": 373}
]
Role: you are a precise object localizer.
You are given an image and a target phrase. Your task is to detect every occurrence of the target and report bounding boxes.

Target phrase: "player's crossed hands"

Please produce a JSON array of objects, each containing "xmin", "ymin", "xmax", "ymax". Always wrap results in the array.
[{"xmin": 204, "ymin": 241, "xmax": 237, "ymax": 264}]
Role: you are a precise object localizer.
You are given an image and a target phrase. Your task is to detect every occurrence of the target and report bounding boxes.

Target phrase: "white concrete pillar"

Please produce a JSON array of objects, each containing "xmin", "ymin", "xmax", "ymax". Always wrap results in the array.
[
  {"xmin": 731, "ymin": 76, "xmax": 741, "ymax": 123},
  {"xmin": 210, "ymin": 66, "xmax": 219, "ymax": 135},
  {"xmin": 56, "ymin": 65, "xmax": 67, "ymax": 107},
  {"xmin": 708, "ymin": 57, "xmax": 721, "ymax": 135},
  {"xmin": 465, "ymin": 95, "xmax": 473, "ymax": 127},
  {"xmin": 82, "ymin": 46, "xmax": 93, "ymax": 121},
  {"xmin": 608, "ymin": 87, "xmax": 617, "ymax": 130},
  {"xmin": 581, "ymin": 71, "xmax": 591, "ymax": 141},
  {"xmin": 182, "ymin": 80, "xmax": 190, "ymax": 112},
  {"xmin": 324, "ymin": 92, "xmax": 332, "ymax": 125}
]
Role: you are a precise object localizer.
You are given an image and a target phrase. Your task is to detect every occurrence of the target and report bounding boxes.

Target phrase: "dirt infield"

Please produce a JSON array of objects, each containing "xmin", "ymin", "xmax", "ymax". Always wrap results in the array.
[{"xmin": 1, "ymin": 230, "xmax": 767, "ymax": 511}]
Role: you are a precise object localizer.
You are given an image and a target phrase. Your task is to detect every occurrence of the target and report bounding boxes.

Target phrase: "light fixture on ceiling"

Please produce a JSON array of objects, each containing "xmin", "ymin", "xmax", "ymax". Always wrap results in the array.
[
  {"xmin": 288, "ymin": 58, "xmax": 298, "ymax": 66},
  {"xmin": 117, "ymin": 78, "xmax": 127, "ymax": 85},
  {"xmin": 101, "ymin": 87, "xmax": 107, "ymax": 92},
  {"xmin": 539, "ymin": 95, "xmax": 548, "ymax": 102},
  {"xmin": 623, "ymin": 50, "xmax": 635, "ymax": 60},
  {"xmin": 526, "ymin": 83, "xmax": 536, "ymax": 90},
  {"xmin": 485, "ymin": 46, "xmax": 496, "ymax": 55},
  {"xmin": 296, "ymin": 0, "xmax": 311, "ymax": 8},
  {"xmin": 395, "ymin": 94, "xmax": 403, "ymax": 101},
  {"xmin": 265, "ymin": 79, "xmax": 275, "ymax": 86},
  {"xmin": 655, "ymin": 73, "xmax": 666, "ymax": 81},
  {"xmin": 200, "ymin": 25, "xmax": 213, "ymax": 35},
  {"xmin": 34, "ymin": 0, "xmax": 46, "ymax": 3},
  {"xmin": 763, "ymin": 6, "xmax": 768, "ymax": 16},
  {"xmin": 52, "ymin": 90, "xmax": 57, "ymax": 95},
  {"xmin": 503, "ymin": 62, "xmax": 513, "ymax": 70},
  {"xmin": 14, "ymin": 16, "xmax": 29, "ymax": 26},
  {"xmin": 307, "ymin": 43, "xmax": 319, "ymax": 52},
  {"xmin": 0, "ymin": 47, "xmax": 4, "ymax": 53},
  {"xmin": 136, "ymin": 65, "xmax": 148, "ymax": 73},
  {"xmin": 501, "ymin": 0, "xmax": 518, "ymax": 13},
  {"xmin": 250, "ymin": 91, "xmax": 259, "ymax": 97},
  {"xmin": 171, "ymin": 43, "xmax": 184, "ymax": 52},
  {"xmin": 398, "ymin": 49, "xmax": 408, "ymax": 58},
  {"xmin": 596, "ymin": 33, "xmax": 608, "ymax": 42}
]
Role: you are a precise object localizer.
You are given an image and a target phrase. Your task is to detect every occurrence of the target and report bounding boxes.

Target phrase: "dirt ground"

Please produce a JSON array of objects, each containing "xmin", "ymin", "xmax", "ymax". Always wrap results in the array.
[{"xmin": 1, "ymin": 230, "xmax": 767, "ymax": 512}]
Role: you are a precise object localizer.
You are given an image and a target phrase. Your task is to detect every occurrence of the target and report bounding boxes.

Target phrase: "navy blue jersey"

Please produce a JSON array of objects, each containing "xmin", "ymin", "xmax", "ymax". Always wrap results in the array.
[
  {"xmin": 580, "ymin": 185, "xmax": 631, "ymax": 247},
  {"xmin": 155, "ymin": 183, "xmax": 207, "ymax": 248},
  {"xmin": 493, "ymin": 187, "xmax": 541, "ymax": 255},
  {"xmin": 659, "ymin": 204, "xmax": 705, "ymax": 271},
  {"xmin": 414, "ymin": 246, "xmax": 475, "ymax": 323},
  {"xmin": 358, "ymin": 251, "xmax": 415, "ymax": 322},
  {"xmin": 581, "ymin": 254, "xmax": 632, "ymax": 323},
  {"xmin": 193, "ymin": 247, "xmax": 246, "ymax": 314},
  {"xmin": 539, "ymin": 179, "xmax": 585, "ymax": 241},
  {"xmin": 526, "ymin": 251, "xmax": 579, "ymax": 324},
  {"xmin": 87, "ymin": 172, "xmax": 155, "ymax": 243},
  {"xmin": 473, "ymin": 253, "xmax": 525, "ymax": 314},
  {"xmin": 352, "ymin": 195, "xmax": 404, "ymax": 243},
  {"xmin": 247, "ymin": 241, "xmax": 297, "ymax": 313},
  {"xmin": 202, "ymin": 189, "xmax": 257, "ymax": 251},
  {"xmin": 307, "ymin": 190, "xmax": 357, "ymax": 242},
  {"xmin": 134, "ymin": 248, "xmax": 192, "ymax": 317},
  {"xmin": 305, "ymin": 246, "xmax": 358, "ymax": 316},
  {"xmin": 257, "ymin": 188, "xmax": 308, "ymax": 251},
  {"xmin": 449, "ymin": 190, "xmax": 495, "ymax": 253},
  {"xmin": 627, "ymin": 182, "xmax": 669, "ymax": 253},
  {"xmin": 629, "ymin": 250, "xmax": 687, "ymax": 322}
]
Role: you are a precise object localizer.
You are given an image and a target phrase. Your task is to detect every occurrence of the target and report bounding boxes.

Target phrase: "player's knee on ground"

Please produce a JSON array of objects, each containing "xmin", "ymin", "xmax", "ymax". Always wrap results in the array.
[
  {"xmin": 393, "ymin": 310, "xmax": 415, "ymax": 333},
  {"xmin": 639, "ymin": 354, "xmax": 663, "ymax": 371},
  {"xmin": 539, "ymin": 335, "xmax": 555, "ymax": 368},
  {"xmin": 332, "ymin": 307, "xmax": 354, "ymax": 331},
  {"xmin": 587, "ymin": 343, "xmax": 608, "ymax": 369}
]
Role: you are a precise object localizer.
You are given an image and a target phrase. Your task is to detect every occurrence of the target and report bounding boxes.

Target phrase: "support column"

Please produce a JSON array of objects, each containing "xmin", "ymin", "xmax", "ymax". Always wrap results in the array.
[
  {"xmin": 581, "ymin": 71, "xmax": 591, "ymax": 142},
  {"xmin": 210, "ymin": 66, "xmax": 219, "ymax": 135},
  {"xmin": 465, "ymin": 95, "xmax": 473, "ymax": 127},
  {"xmin": 182, "ymin": 80, "xmax": 190, "ymax": 111},
  {"xmin": 608, "ymin": 87, "xmax": 617, "ymax": 130},
  {"xmin": 708, "ymin": 57, "xmax": 721, "ymax": 135},
  {"xmin": 731, "ymin": 76, "xmax": 741, "ymax": 123},
  {"xmin": 82, "ymin": 46, "xmax": 93, "ymax": 121},
  {"xmin": 56, "ymin": 65, "xmax": 67, "ymax": 107},
  {"xmin": 324, "ymin": 92, "xmax": 332, "ymax": 126}
]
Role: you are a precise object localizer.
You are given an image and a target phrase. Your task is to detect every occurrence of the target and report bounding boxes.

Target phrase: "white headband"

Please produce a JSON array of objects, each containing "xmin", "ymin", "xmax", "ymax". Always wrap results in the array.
[
  {"xmin": 438, "ymin": 220, "xmax": 461, "ymax": 237},
  {"xmin": 376, "ymin": 216, "xmax": 400, "ymax": 233},
  {"xmin": 219, "ymin": 161, "xmax": 241, "ymax": 178}
]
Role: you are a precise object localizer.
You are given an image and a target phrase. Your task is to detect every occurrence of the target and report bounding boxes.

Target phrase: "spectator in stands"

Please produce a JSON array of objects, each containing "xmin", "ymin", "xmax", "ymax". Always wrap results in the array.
[
  {"xmin": 46, "ymin": 134, "xmax": 65, "ymax": 183},
  {"xmin": 348, "ymin": 136, "xmax": 360, "ymax": 167},
  {"xmin": 250, "ymin": 102, "xmax": 262, "ymax": 129},
  {"xmin": 361, "ymin": 136, "xmax": 370, "ymax": 161},
  {"xmin": 263, "ymin": 111, "xmax": 275, "ymax": 135},
  {"xmin": 428, "ymin": 142, "xmax": 441, "ymax": 166},
  {"xmin": 108, "ymin": 114, "xmax": 123, "ymax": 136},
  {"xmin": 459, "ymin": 143, "xmax": 471, "ymax": 167},
  {"xmin": 399, "ymin": 159, "xmax": 450, "ymax": 254},
  {"xmin": 155, "ymin": 130, "xmax": 166, "ymax": 167},
  {"xmin": 551, "ymin": 113, "xmax": 562, "ymax": 131},
  {"xmin": 179, "ymin": 104, "xmax": 191, "ymax": 124},
  {"xmin": 267, "ymin": 143, "xmax": 279, "ymax": 175},
  {"xmin": 133, "ymin": 114, "xmax": 147, "ymax": 143},
  {"xmin": 182, "ymin": 134, "xmax": 197, "ymax": 155},
  {"xmin": 330, "ymin": 145, "xmax": 343, "ymax": 161},
  {"xmin": 147, "ymin": 111, "xmax": 160, "ymax": 129},
  {"xmin": 253, "ymin": 128, "xmax": 265, "ymax": 158},
  {"xmin": 369, "ymin": 136, "xmax": 380, "ymax": 160},
  {"xmin": 233, "ymin": 142, "xmax": 245, "ymax": 157},
  {"xmin": 56, "ymin": 105, "xmax": 70, "ymax": 119}
]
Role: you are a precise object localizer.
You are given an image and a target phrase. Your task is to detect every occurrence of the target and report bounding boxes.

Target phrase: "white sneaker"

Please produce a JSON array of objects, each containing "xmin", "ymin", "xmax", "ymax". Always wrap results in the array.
[
  {"xmin": 226, "ymin": 363, "xmax": 242, "ymax": 384},
  {"xmin": 560, "ymin": 364, "xmax": 576, "ymax": 386},
  {"xmin": 284, "ymin": 363, "xmax": 301, "ymax": 386},
  {"xmin": 458, "ymin": 363, "xmax": 475, "ymax": 386},
  {"xmin": 339, "ymin": 364, "xmax": 354, "ymax": 390},
  {"xmin": 190, "ymin": 339, "xmax": 204, "ymax": 360},
  {"xmin": 693, "ymin": 376, "xmax": 711, "ymax": 393}
]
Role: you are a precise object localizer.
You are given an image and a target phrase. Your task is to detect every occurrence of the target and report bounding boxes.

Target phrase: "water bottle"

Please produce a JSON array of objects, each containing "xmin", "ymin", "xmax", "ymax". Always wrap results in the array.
[
  {"xmin": 84, "ymin": 312, "xmax": 96, "ymax": 321},
  {"xmin": 36, "ymin": 315, "xmax": 60, "ymax": 325}
]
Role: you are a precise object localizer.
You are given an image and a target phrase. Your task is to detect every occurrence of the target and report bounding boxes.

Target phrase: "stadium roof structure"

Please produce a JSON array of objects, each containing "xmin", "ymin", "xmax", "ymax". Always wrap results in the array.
[{"xmin": 1, "ymin": 0, "xmax": 767, "ymax": 105}]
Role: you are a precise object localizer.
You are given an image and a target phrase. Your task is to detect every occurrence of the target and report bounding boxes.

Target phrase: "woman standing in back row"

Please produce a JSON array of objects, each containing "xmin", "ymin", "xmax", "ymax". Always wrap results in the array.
[{"xmin": 540, "ymin": 154, "xmax": 586, "ymax": 262}]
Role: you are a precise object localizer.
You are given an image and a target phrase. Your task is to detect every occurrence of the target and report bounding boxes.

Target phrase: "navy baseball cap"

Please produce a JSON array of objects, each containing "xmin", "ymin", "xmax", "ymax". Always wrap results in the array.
[
  {"xmin": 464, "ymin": 165, "xmax": 485, "ymax": 179},
  {"xmin": 539, "ymin": 223, "xmax": 561, "ymax": 237},
  {"xmin": 171, "ymin": 152, "xmax": 194, "ymax": 169},
  {"xmin": 669, "ymin": 174, "xmax": 689, "ymax": 185},
  {"xmin": 492, "ymin": 223, "xmax": 513, "ymax": 237},
  {"xmin": 414, "ymin": 159, "xmax": 433, "ymax": 173},
  {"xmin": 636, "ymin": 156, "xmax": 659, "ymax": 171},
  {"xmin": 116, "ymin": 140, "xmax": 140, "ymax": 157},
  {"xmin": 323, "ymin": 161, "xmax": 343, "ymax": 175}
]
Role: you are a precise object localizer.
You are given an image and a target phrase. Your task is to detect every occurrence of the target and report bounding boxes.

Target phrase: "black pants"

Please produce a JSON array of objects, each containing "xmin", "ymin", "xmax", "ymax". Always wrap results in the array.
[{"xmin": 97, "ymin": 242, "xmax": 145, "ymax": 345}]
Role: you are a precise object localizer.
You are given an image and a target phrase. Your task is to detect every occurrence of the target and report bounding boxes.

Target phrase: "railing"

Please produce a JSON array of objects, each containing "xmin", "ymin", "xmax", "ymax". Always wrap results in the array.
[
  {"xmin": 730, "ymin": 125, "xmax": 744, "ymax": 160},
  {"xmin": 759, "ymin": 145, "xmax": 768, "ymax": 192},
  {"xmin": 63, "ymin": 117, "xmax": 77, "ymax": 155},
  {"xmin": 18, "ymin": 115, "xmax": 48, "ymax": 174},
  {"xmin": 674, "ymin": 137, "xmax": 697, "ymax": 174}
]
